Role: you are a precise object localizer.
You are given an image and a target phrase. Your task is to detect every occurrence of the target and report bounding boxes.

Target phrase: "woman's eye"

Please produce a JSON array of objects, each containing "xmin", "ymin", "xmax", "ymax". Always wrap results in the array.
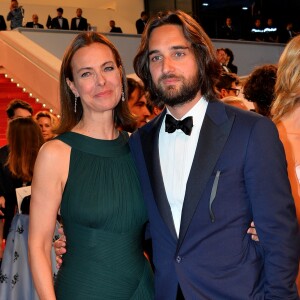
[
  {"xmin": 104, "ymin": 66, "xmax": 114, "ymax": 72},
  {"xmin": 81, "ymin": 72, "xmax": 91, "ymax": 78}
]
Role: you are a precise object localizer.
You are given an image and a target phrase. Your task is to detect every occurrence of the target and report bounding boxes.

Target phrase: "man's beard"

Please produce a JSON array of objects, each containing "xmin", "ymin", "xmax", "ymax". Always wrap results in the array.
[{"xmin": 152, "ymin": 72, "xmax": 201, "ymax": 107}]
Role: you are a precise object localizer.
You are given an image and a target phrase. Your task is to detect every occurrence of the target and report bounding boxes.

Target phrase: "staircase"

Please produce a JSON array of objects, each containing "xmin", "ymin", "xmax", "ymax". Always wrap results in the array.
[{"xmin": 0, "ymin": 73, "xmax": 46, "ymax": 147}]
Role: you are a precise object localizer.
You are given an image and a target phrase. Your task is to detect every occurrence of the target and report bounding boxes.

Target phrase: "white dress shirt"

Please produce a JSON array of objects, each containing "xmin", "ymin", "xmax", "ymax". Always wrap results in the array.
[{"xmin": 159, "ymin": 97, "xmax": 208, "ymax": 236}]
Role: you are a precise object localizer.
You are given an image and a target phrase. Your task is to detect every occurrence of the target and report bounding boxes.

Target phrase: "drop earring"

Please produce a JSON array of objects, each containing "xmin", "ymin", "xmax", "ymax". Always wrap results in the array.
[
  {"xmin": 74, "ymin": 95, "xmax": 78, "ymax": 113},
  {"xmin": 121, "ymin": 89, "xmax": 125, "ymax": 102}
]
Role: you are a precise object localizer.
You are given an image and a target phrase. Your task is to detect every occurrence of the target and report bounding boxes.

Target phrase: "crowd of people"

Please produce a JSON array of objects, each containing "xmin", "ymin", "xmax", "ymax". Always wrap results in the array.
[
  {"xmin": 0, "ymin": 1, "xmax": 299, "ymax": 44},
  {"xmin": 0, "ymin": 7, "xmax": 299, "ymax": 300},
  {"xmin": 0, "ymin": 1, "xmax": 148, "ymax": 35}
]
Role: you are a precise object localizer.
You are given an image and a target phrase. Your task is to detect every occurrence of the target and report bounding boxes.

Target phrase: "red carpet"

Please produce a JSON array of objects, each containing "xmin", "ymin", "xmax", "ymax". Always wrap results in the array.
[{"xmin": 0, "ymin": 73, "xmax": 46, "ymax": 147}]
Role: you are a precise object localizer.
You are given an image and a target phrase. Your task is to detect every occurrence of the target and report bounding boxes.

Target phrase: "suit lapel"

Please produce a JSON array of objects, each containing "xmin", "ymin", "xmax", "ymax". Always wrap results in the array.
[
  {"xmin": 177, "ymin": 101, "xmax": 235, "ymax": 249},
  {"xmin": 139, "ymin": 110, "xmax": 177, "ymax": 239}
]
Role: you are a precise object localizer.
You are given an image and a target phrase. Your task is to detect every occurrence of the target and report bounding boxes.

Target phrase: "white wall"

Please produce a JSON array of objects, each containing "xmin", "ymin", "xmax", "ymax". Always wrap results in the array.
[{"xmin": 0, "ymin": 0, "xmax": 144, "ymax": 34}]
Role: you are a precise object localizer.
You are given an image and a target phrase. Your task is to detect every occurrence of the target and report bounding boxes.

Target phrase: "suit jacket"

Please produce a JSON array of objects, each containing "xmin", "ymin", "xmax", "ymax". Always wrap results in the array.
[
  {"xmin": 25, "ymin": 22, "xmax": 44, "ymax": 29},
  {"xmin": 71, "ymin": 17, "xmax": 88, "ymax": 31},
  {"xmin": 136, "ymin": 18, "xmax": 145, "ymax": 34},
  {"xmin": 0, "ymin": 15, "xmax": 7, "ymax": 31},
  {"xmin": 51, "ymin": 17, "xmax": 69, "ymax": 30},
  {"xmin": 129, "ymin": 100, "xmax": 299, "ymax": 299},
  {"xmin": 110, "ymin": 26, "xmax": 122, "ymax": 33}
]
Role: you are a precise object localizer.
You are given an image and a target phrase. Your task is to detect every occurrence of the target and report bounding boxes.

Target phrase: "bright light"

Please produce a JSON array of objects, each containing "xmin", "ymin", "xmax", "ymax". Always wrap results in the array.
[
  {"xmin": 242, "ymin": 6, "xmax": 248, "ymax": 10},
  {"xmin": 42, "ymin": 103, "xmax": 46, "ymax": 107},
  {"xmin": 36, "ymin": 98, "xmax": 39, "ymax": 102},
  {"xmin": 23, "ymin": 88, "xmax": 26, "ymax": 92},
  {"xmin": 202, "ymin": 3, "xmax": 209, "ymax": 6}
]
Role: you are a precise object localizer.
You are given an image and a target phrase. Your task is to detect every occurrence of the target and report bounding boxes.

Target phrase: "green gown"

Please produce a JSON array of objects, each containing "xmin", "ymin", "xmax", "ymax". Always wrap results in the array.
[{"xmin": 54, "ymin": 132, "xmax": 154, "ymax": 299}]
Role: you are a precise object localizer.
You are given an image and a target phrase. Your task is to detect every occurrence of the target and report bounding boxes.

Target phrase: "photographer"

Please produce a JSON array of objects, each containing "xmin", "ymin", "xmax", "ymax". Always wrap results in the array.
[{"xmin": 7, "ymin": 0, "xmax": 24, "ymax": 29}]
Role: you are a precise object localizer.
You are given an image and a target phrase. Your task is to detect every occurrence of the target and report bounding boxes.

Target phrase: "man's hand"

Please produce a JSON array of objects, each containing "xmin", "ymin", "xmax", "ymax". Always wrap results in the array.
[
  {"xmin": 0, "ymin": 196, "xmax": 5, "ymax": 216},
  {"xmin": 247, "ymin": 221, "xmax": 259, "ymax": 242},
  {"xmin": 54, "ymin": 226, "xmax": 66, "ymax": 269}
]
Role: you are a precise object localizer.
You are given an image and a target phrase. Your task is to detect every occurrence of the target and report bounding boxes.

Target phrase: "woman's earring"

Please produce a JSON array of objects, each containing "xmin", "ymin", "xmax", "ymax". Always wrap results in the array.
[
  {"xmin": 74, "ymin": 95, "xmax": 78, "ymax": 113},
  {"xmin": 121, "ymin": 90, "xmax": 125, "ymax": 102}
]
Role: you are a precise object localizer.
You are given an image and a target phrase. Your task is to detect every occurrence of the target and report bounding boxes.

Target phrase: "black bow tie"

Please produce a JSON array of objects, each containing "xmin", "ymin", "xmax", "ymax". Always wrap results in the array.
[{"xmin": 165, "ymin": 114, "xmax": 193, "ymax": 135}]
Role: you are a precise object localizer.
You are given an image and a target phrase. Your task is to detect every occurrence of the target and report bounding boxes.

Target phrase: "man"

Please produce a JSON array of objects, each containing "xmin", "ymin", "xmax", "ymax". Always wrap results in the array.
[
  {"xmin": 70, "ymin": 8, "xmax": 88, "ymax": 31},
  {"xmin": 130, "ymin": 10, "xmax": 299, "ymax": 299},
  {"xmin": 55, "ymin": 11, "xmax": 299, "ymax": 299},
  {"xmin": 0, "ymin": 99, "xmax": 33, "ymax": 240},
  {"xmin": 25, "ymin": 14, "xmax": 44, "ymax": 29},
  {"xmin": 264, "ymin": 18, "xmax": 278, "ymax": 43},
  {"xmin": 136, "ymin": 11, "xmax": 148, "ymax": 34},
  {"xmin": 127, "ymin": 77, "xmax": 150, "ymax": 128},
  {"xmin": 109, "ymin": 20, "xmax": 122, "ymax": 33},
  {"xmin": 216, "ymin": 72, "xmax": 240, "ymax": 99},
  {"xmin": 250, "ymin": 18, "xmax": 264, "ymax": 42},
  {"xmin": 220, "ymin": 17, "xmax": 238, "ymax": 39},
  {"xmin": 216, "ymin": 48, "xmax": 230, "ymax": 72},
  {"xmin": 50, "ymin": 7, "xmax": 69, "ymax": 30},
  {"xmin": 6, "ymin": 0, "xmax": 24, "ymax": 30}
]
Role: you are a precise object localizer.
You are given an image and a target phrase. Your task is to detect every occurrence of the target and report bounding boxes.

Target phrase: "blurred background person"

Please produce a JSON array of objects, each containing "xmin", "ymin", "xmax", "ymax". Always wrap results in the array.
[
  {"xmin": 109, "ymin": 20, "xmax": 122, "ymax": 33},
  {"xmin": 7, "ymin": 0, "xmax": 24, "ymax": 30},
  {"xmin": 216, "ymin": 48, "xmax": 229, "ymax": 72},
  {"xmin": 25, "ymin": 14, "xmax": 44, "ymax": 29},
  {"xmin": 127, "ymin": 77, "xmax": 150, "ymax": 129},
  {"xmin": 250, "ymin": 18, "xmax": 264, "ymax": 42},
  {"xmin": 224, "ymin": 48, "xmax": 238, "ymax": 74},
  {"xmin": 34, "ymin": 111, "xmax": 59, "ymax": 141},
  {"xmin": 271, "ymin": 35, "xmax": 300, "ymax": 292},
  {"xmin": 0, "ymin": 100, "xmax": 33, "ymax": 251},
  {"xmin": 216, "ymin": 72, "xmax": 240, "ymax": 99},
  {"xmin": 50, "ymin": 7, "xmax": 69, "ymax": 30},
  {"xmin": 0, "ymin": 14, "xmax": 7, "ymax": 30},
  {"xmin": 135, "ymin": 11, "xmax": 148, "ymax": 34},
  {"xmin": 264, "ymin": 18, "xmax": 279, "ymax": 43},
  {"xmin": 0, "ymin": 117, "xmax": 57, "ymax": 300},
  {"xmin": 243, "ymin": 64, "xmax": 277, "ymax": 118},
  {"xmin": 71, "ymin": 8, "xmax": 88, "ymax": 31},
  {"xmin": 219, "ymin": 17, "xmax": 238, "ymax": 40},
  {"xmin": 146, "ymin": 100, "xmax": 164, "ymax": 121}
]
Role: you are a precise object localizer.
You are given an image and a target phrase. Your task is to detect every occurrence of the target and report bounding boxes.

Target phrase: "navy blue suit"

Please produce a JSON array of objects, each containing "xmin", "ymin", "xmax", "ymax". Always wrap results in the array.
[{"xmin": 129, "ymin": 100, "xmax": 299, "ymax": 299}]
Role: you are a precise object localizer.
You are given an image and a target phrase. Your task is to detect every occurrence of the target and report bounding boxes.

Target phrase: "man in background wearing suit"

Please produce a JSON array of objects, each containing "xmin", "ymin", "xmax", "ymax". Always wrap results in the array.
[
  {"xmin": 135, "ymin": 11, "xmax": 148, "ymax": 34},
  {"xmin": 51, "ymin": 7, "xmax": 69, "ymax": 30},
  {"xmin": 130, "ymin": 10, "xmax": 299, "ymax": 299},
  {"xmin": 25, "ymin": 14, "xmax": 44, "ymax": 29},
  {"xmin": 71, "ymin": 8, "xmax": 88, "ymax": 31}
]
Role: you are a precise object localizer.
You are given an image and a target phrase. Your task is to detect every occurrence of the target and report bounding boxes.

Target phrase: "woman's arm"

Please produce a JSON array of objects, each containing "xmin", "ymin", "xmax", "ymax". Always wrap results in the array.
[{"xmin": 28, "ymin": 140, "xmax": 70, "ymax": 300}]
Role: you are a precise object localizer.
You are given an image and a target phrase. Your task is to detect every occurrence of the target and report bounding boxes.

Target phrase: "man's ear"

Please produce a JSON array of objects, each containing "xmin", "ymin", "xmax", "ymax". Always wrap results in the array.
[{"xmin": 66, "ymin": 78, "xmax": 78, "ymax": 97}]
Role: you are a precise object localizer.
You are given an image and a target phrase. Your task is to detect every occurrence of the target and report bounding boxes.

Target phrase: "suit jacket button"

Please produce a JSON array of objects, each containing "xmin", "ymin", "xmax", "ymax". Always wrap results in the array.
[{"xmin": 176, "ymin": 256, "xmax": 182, "ymax": 263}]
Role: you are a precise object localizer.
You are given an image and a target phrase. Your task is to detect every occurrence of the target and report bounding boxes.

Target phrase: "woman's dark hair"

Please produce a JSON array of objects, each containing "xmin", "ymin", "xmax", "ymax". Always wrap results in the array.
[
  {"xmin": 6, "ymin": 117, "xmax": 44, "ymax": 182},
  {"xmin": 243, "ymin": 64, "xmax": 277, "ymax": 117},
  {"xmin": 133, "ymin": 10, "xmax": 221, "ymax": 105},
  {"xmin": 57, "ymin": 32, "xmax": 134, "ymax": 134}
]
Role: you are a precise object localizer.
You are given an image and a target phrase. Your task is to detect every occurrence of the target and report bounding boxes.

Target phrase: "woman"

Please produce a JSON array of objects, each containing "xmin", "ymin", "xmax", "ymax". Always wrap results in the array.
[
  {"xmin": 0, "ymin": 117, "xmax": 56, "ymax": 300},
  {"xmin": 271, "ymin": 35, "xmax": 300, "ymax": 292},
  {"xmin": 243, "ymin": 64, "xmax": 277, "ymax": 117},
  {"xmin": 34, "ymin": 111, "xmax": 59, "ymax": 141},
  {"xmin": 28, "ymin": 32, "xmax": 154, "ymax": 299}
]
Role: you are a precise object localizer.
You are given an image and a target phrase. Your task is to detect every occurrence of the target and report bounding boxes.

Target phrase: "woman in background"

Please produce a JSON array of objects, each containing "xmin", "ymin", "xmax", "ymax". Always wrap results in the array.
[
  {"xmin": 243, "ymin": 64, "xmax": 277, "ymax": 117},
  {"xmin": 34, "ymin": 111, "xmax": 59, "ymax": 141},
  {"xmin": 0, "ymin": 117, "xmax": 58, "ymax": 300},
  {"xmin": 271, "ymin": 35, "xmax": 300, "ymax": 292}
]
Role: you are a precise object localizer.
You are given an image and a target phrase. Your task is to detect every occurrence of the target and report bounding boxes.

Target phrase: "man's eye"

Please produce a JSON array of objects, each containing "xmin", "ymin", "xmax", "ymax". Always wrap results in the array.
[
  {"xmin": 150, "ymin": 55, "xmax": 161, "ymax": 62},
  {"xmin": 175, "ymin": 52, "xmax": 185, "ymax": 57}
]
